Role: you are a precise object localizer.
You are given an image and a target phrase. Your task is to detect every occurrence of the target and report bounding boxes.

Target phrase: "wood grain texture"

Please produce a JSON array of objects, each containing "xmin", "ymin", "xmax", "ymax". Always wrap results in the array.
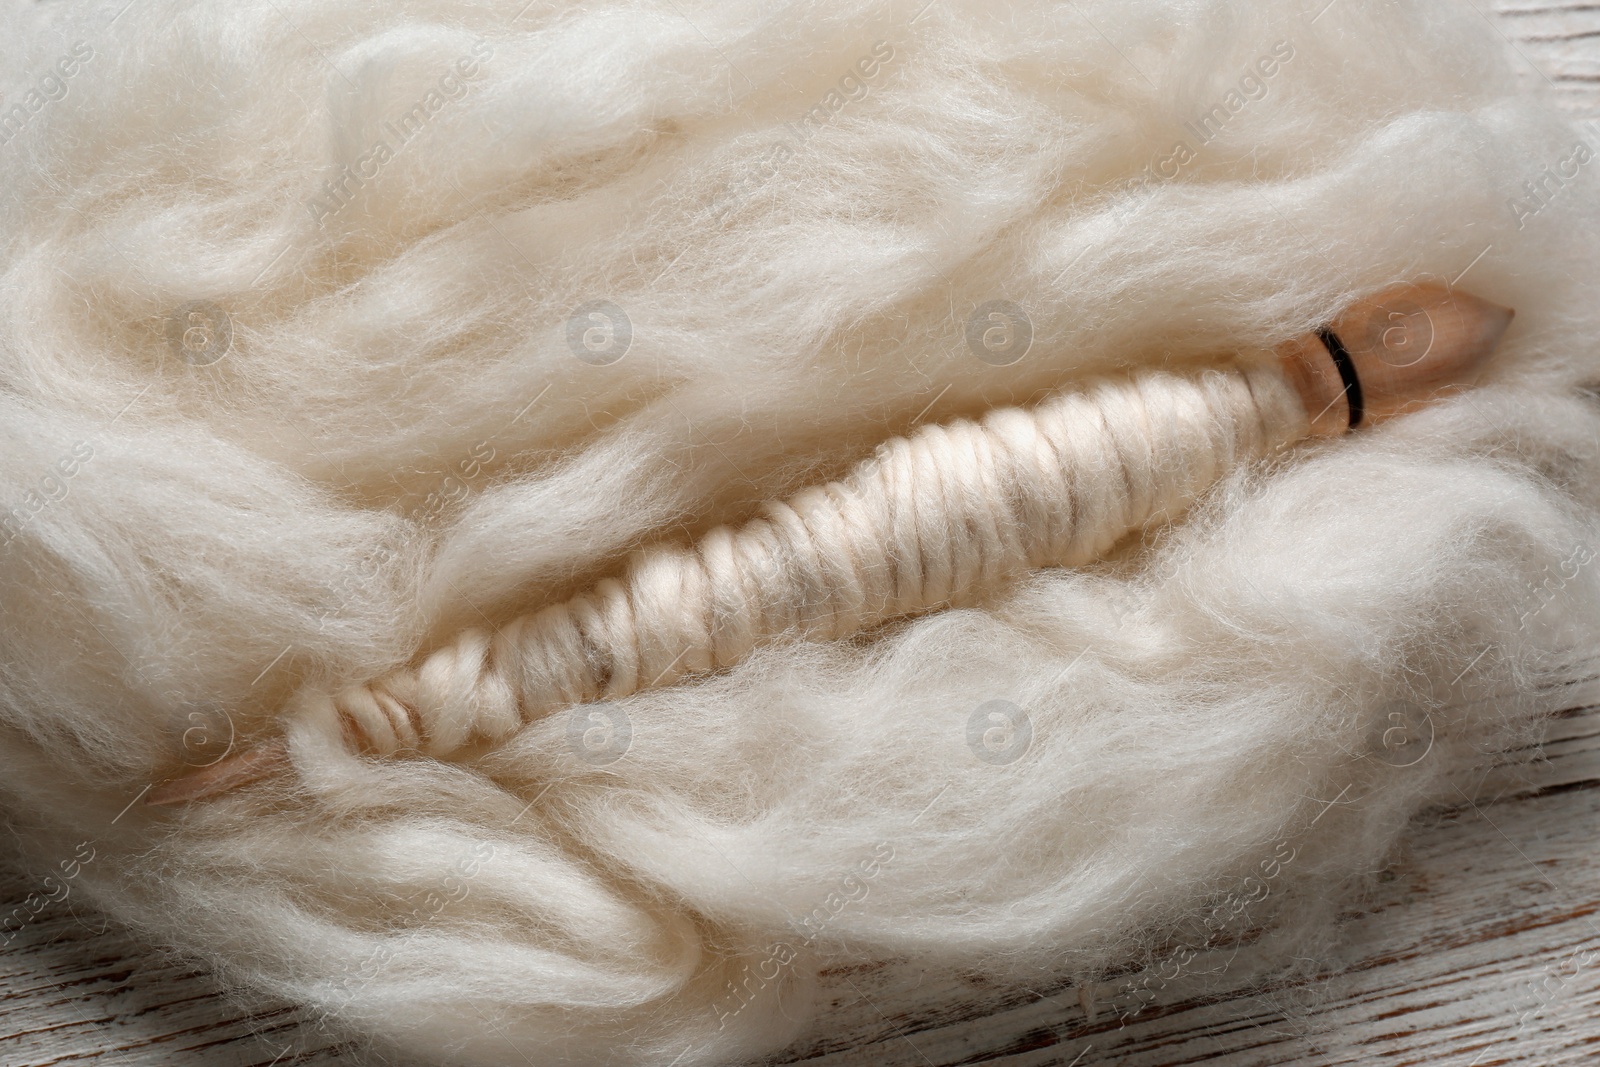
[
  {"xmin": 3, "ymin": 2, "xmax": 1598, "ymax": 1065},
  {"xmin": 1493, "ymin": 0, "xmax": 1600, "ymax": 117}
]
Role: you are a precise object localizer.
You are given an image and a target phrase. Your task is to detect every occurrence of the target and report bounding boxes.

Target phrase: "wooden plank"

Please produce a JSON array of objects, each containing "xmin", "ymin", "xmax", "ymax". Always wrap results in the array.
[
  {"xmin": 2, "ymin": 2, "xmax": 1597, "ymax": 1064},
  {"xmin": 1493, "ymin": 0, "xmax": 1600, "ymax": 118},
  {"xmin": 0, "ymin": 901, "xmax": 348, "ymax": 1066}
]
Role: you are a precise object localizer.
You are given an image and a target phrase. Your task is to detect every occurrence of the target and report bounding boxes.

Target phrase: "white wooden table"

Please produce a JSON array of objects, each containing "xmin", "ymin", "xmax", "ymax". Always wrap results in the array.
[{"xmin": 4, "ymin": 2, "xmax": 1598, "ymax": 1064}]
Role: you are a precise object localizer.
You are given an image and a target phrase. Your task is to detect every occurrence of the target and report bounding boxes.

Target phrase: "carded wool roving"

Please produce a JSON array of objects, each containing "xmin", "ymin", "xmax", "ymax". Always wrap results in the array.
[{"xmin": 0, "ymin": 0, "xmax": 1598, "ymax": 1064}]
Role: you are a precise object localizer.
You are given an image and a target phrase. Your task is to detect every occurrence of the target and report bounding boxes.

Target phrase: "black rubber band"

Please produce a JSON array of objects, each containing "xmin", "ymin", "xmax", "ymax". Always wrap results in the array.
[{"xmin": 1316, "ymin": 327, "xmax": 1363, "ymax": 429}]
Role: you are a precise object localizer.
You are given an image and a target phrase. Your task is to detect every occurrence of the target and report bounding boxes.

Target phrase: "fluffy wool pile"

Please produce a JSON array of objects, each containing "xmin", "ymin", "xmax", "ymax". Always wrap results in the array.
[{"xmin": 0, "ymin": 0, "xmax": 1597, "ymax": 1063}]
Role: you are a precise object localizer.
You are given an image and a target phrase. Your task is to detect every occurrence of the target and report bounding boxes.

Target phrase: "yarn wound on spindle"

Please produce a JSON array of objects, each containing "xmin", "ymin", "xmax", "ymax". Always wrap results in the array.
[{"xmin": 314, "ymin": 367, "xmax": 1305, "ymax": 754}]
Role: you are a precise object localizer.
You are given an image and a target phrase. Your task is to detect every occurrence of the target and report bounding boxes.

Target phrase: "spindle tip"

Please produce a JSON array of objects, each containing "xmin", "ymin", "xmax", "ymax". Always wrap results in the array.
[
  {"xmin": 1277, "ymin": 283, "xmax": 1514, "ymax": 436},
  {"xmin": 146, "ymin": 738, "xmax": 290, "ymax": 806}
]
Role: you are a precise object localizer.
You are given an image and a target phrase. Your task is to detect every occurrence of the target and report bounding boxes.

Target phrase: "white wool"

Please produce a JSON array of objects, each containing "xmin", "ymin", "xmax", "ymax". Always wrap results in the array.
[{"xmin": 0, "ymin": 0, "xmax": 1597, "ymax": 1064}]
